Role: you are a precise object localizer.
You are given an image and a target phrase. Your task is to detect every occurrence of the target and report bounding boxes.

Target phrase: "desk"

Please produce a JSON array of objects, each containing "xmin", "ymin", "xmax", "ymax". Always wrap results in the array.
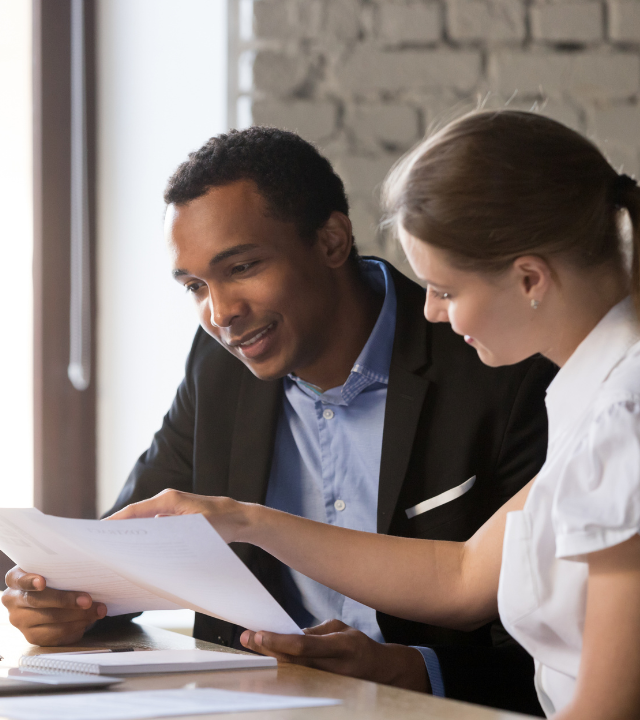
[{"xmin": 0, "ymin": 619, "xmax": 535, "ymax": 720}]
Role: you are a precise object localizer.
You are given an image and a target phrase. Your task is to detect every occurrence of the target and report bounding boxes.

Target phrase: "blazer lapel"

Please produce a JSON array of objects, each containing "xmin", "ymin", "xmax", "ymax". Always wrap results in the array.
[
  {"xmin": 377, "ymin": 265, "xmax": 432, "ymax": 534},
  {"xmin": 228, "ymin": 370, "xmax": 282, "ymax": 505}
]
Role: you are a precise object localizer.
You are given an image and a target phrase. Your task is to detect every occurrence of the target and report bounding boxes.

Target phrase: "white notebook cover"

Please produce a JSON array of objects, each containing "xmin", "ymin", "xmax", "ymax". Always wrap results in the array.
[{"xmin": 19, "ymin": 649, "xmax": 277, "ymax": 676}]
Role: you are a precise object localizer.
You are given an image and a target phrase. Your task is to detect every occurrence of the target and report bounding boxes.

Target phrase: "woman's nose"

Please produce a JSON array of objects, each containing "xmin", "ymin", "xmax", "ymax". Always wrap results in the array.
[{"xmin": 424, "ymin": 291, "xmax": 449, "ymax": 324}]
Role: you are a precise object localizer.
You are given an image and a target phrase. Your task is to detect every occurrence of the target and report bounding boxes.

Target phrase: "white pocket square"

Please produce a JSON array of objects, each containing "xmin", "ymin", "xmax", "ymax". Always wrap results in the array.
[{"xmin": 405, "ymin": 475, "xmax": 477, "ymax": 519}]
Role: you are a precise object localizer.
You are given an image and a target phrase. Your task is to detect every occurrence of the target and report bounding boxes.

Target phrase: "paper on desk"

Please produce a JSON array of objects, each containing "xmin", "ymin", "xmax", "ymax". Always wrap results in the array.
[
  {"xmin": 0, "ymin": 688, "xmax": 341, "ymax": 720},
  {"xmin": 0, "ymin": 509, "xmax": 301, "ymax": 635}
]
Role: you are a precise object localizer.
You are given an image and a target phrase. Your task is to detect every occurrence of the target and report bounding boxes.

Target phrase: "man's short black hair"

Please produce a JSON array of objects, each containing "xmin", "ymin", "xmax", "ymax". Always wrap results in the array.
[{"xmin": 165, "ymin": 126, "xmax": 359, "ymax": 263}]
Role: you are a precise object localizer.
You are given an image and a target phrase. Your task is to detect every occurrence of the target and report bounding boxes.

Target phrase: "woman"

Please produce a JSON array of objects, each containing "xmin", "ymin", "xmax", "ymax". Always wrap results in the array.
[{"xmin": 110, "ymin": 111, "xmax": 640, "ymax": 719}]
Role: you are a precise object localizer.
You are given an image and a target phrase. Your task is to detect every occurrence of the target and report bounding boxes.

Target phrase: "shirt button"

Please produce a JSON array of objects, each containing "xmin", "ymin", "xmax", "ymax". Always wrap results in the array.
[
  {"xmin": 322, "ymin": 408, "xmax": 335, "ymax": 420},
  {"xmin": 334, "ymin": 499, "xmax": 346, "ymax": 512}
]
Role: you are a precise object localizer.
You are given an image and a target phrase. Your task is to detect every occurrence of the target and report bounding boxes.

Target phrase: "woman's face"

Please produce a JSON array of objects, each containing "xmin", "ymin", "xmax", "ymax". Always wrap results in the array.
[{"xmin": 399, "ymin": 228, "xmax": 541, "ymax": 367}]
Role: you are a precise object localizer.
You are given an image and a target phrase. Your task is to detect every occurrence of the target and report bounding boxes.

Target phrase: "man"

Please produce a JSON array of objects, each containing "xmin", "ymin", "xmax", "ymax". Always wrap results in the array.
[{"xmin": 3, "ymin": 128, "xmax": 555, "ymax": 714}]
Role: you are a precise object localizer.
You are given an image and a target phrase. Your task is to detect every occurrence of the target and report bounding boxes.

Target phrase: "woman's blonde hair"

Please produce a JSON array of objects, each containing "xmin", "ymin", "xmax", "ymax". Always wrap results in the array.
[{"xmin": 383, "ymin": 110, "xmax": 640, "ymax": 313}]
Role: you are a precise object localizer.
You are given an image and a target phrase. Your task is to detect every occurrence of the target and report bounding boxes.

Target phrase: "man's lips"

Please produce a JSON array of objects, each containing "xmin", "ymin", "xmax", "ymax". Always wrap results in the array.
[{"xmin": 227, "ymin": 322, "xmax": 276, "ymax": 350}]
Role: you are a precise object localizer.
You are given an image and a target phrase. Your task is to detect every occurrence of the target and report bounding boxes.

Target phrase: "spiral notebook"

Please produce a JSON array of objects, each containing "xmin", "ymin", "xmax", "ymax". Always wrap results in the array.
[{"xmin": 19, "ymin": 649, "xmax": 276, "ymax": 676}]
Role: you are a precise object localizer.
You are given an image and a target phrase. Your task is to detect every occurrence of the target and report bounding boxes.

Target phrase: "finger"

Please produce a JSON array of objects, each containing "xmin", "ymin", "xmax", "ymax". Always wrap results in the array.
[
  {"xmin": 20, "ymin": 588, "xmax": 97, "ymax": 611},
  {"xmin": 12, "ymin": 603, "xmax": 106, "ymax": 628},
  {"xmin": 240, "ymin": 631, "xmax": 282, "ymax": 658},
  {"xmin": 303, "ymin": 619, "xmax": 349, "ymax": 636},
  {"xmin": 23, "ymin": 619, "xmax": 93, "ymax": 647},
  {"xmin": 6, "ymin": 567, "xmax": 46, "ymax": 592},
  {"xmin": 106, "ymin": 489, "xmax": 186, "ymax": 520},
  {"xmin": 239, "ymin": 632, "xmax": 345, "ymax": 669},
  {"xmin": 256, "ymin": 631, "xmax": 349, "ymax": 659}
]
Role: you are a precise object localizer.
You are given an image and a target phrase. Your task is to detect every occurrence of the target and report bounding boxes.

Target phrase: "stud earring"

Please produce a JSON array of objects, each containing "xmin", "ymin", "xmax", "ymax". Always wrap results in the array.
[{"xmin": 531, "ymin": 299, "xmax": 539, "ymax": 310}]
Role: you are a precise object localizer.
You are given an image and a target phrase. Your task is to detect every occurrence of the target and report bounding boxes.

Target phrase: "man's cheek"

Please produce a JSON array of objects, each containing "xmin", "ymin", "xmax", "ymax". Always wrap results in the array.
[{"xmin": 201, "ymin": 321, "xmax": 224, "ymax": 344}]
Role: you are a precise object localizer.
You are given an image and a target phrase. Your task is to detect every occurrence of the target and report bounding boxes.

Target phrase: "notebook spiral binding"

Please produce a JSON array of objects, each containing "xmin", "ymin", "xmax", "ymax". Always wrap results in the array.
[{"xmin": 19, "ymin": 656, "xmax": 99, "ymax": 675}]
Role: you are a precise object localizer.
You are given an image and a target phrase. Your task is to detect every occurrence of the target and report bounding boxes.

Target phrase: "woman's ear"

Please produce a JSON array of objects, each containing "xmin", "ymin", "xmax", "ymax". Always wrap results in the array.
[
  {"xmin": 316, "ymin": 211, "xmax": 353, "ymax": 268},
  {"xmin": 512, "ymin": 255, "xmax": 553, "ymax": 307}
]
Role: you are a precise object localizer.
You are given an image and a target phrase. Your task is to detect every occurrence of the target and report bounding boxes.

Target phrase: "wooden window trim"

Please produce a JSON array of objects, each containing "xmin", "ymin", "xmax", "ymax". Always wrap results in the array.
[
  {"xmin": 32, "ymin": 0, "xmax": 97, "ymax": 520},
  {"xmin": 1, "ymin": 0, "xmax": 97, "ymax": 590}
]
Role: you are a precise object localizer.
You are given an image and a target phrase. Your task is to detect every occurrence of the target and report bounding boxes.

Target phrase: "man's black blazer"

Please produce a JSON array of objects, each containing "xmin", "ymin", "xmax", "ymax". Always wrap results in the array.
[{"xmin": 108, "ymin": 261, "xmax": 556, "ymax": 715}]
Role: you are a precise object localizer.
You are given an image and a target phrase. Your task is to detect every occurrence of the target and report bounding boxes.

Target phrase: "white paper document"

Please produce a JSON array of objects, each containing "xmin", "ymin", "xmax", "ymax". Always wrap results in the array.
[
  {"xmin": 0, "ymin": 688, "xmax": 341, "ymax": 720},
  {"xmin": 0, "ymin": 509, "xmax": 301, "ymax": 635}
]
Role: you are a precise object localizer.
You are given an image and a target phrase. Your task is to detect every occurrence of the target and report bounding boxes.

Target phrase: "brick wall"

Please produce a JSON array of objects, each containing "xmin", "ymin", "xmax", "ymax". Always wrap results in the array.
[{"xmin": 235, "ymin": 0, "xmax": 640, "ymax": 260}]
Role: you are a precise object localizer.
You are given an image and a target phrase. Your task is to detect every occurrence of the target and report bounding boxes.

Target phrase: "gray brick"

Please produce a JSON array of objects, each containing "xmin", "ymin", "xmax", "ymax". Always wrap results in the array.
[
  {"xmin": 592, "ymin": 104, "xmax": 640, "ymax": 147},
  {"xmin": 447, "ymin": 0, "xmax": 526, "ymax": 42},
  {"xmin": 349, "ymin": 200, "xmax": 382, "ymax": 252},
  {"xmin": 530, "ymin": 2, "xmax": 603, "ymax": 44},
  {"xmin": 350, "ymin": 104, "xmax": 419, "ymax": 146},
  {"xmin": 334, "ymin": 155, "xmax": 400, "ymax": 200},
  {"xmin": 252, "ymin": 100, "xmax": 337, "ymax": 142},
  {"xmin": 254, "ymin": 0, "xmax": 323, "ymax": 40},
  {"xmin": 253, "ymin": 50, "xmax": 310, "ymax": 96},
  {"xmin": 609, "ymin": 1, "xmax": 640, "ymax": 43},
  {"xmin": 489, "ymin": 51, "xmax": 640, "ymax": 99},
  {"xmin": 340, "ymin": 47, "xmax": 481, "ymax": 93},
  {"xmin": 377, "ymin": 2, "xmax": 442, "ymax": 44},
  {"xmin": 253, "ymin": 0, "xmax": 290, "ymax": 39},
  {"xmin": 325, "ymin": 0, "xmax": 362, "ymax": 41},
  {"xmin": 600, "ymin": 143, "xmax": 640, "ymax": 177}
]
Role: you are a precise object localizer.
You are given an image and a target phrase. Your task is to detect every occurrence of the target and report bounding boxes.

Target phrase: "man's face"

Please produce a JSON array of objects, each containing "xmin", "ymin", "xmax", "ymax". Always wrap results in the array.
[{"xmin": 167, "ymin": 181, "xmax": 341, "ymax": 381}]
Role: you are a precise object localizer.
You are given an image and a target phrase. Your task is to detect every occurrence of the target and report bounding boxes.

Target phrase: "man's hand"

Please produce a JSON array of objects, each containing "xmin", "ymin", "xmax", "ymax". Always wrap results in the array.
[
  {"xmin": 2, "ymin": 566, "xmax": 107, "ymax": 646},
  {"xmin": 240, "ymin": 619, "xmax": 431, "ymax": 693}
]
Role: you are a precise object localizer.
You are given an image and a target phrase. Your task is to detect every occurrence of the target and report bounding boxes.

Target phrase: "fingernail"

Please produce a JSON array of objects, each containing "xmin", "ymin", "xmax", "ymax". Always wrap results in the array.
[
  {"xmin": 97, "ymin": 604, "xmax": 107, "ymax": 618},
  {"xmin": 76, "ymin": 595, "xmax": 91, "ymax": 609},
  {"xmin": 254, "ymin": 632, "xmax": 263, "ymax": 646},
  {"xmin": 32, "ymin": 577, "xmax": 44, "ymax": 590},
  {"xmin": 239, "ymin": 631, "xmax": 250, "ymax": 646}
]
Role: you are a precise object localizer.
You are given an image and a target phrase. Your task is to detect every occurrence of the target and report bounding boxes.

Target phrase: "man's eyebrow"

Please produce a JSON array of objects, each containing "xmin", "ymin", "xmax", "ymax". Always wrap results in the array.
[
  {"xmin": 209, "ymin": 244, "xmax": 259, "ymax": 266},
  {"xmin": 172, "ymin": 244, "xmax": 260, "ymax": 278}
]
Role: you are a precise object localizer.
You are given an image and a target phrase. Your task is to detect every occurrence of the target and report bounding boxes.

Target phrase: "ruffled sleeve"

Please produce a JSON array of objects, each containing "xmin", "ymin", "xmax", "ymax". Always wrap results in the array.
[{"xmin": 553, "ymin": 397, "xmax": 640, "ymax": 560}]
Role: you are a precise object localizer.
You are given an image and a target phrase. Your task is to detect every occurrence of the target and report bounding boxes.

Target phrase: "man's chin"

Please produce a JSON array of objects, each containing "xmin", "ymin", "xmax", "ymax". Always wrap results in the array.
[{"xmin": 241, "ymin": 356, "xmax": 290, "ymax": 382}]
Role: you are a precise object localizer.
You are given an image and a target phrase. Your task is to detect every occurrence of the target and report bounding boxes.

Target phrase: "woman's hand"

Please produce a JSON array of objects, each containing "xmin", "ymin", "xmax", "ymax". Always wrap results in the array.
[{"xmin": 105, "ymin": 489, "xmax": 257, "ymax": 544}]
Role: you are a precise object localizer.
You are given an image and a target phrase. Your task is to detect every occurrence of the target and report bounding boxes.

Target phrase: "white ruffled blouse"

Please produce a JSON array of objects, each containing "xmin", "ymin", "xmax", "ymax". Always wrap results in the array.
[{"xmin": 498, "ymin": 297, "xmax": 640, "ymax": 716}]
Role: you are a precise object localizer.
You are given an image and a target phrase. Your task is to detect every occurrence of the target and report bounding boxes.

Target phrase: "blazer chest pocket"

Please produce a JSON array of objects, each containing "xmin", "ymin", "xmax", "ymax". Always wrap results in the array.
[
  {"xmin": 405, "ymin": 475, "xmax": 476, "ymax": 519},
  {"xmin": 405, "ymin": 476, "xmax": 478, "ymax": 540}
]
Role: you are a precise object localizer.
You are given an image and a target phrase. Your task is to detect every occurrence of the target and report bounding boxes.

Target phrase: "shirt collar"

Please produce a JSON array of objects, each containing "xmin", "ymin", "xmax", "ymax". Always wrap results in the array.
[
  {"xmin": 545, "ymin": 296, "xmax": 640, "ymax": 442},
  {"xmin": 289, "ymin": 259, "xmax": 397, "ymax": 405}
]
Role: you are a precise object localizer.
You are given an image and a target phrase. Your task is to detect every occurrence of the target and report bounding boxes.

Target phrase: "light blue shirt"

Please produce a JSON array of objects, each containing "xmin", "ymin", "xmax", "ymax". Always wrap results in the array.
[
  {"xmin": 265, "ymin": 259, "xmax": 395, "ymax": 642},
  {"xmin": 264, "ymin": 259, "xmax": 446, "ymax": 696}
]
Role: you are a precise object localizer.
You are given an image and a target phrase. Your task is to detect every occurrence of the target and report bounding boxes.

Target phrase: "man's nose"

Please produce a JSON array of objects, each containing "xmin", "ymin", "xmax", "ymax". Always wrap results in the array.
[{"xmin": 208, "ymin": 288, "xmax": 243, "ymax": 329}]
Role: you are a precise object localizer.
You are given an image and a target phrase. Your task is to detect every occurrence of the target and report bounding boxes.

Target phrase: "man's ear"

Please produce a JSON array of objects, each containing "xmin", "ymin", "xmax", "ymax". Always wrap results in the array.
[
  {"xmin": 315, "ymin": 211, "xmax": 353, "ymax": 268},
  {"xmin": 511, "ymin": 255, "xmax": 553, "ymax": 306}
]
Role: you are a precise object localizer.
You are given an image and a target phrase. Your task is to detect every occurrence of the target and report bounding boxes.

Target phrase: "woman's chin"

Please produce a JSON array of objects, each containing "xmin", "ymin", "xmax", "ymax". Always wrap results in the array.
[{"xmin": 477, "ymin": 345, "xmax": 536, "ymax": 368}]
